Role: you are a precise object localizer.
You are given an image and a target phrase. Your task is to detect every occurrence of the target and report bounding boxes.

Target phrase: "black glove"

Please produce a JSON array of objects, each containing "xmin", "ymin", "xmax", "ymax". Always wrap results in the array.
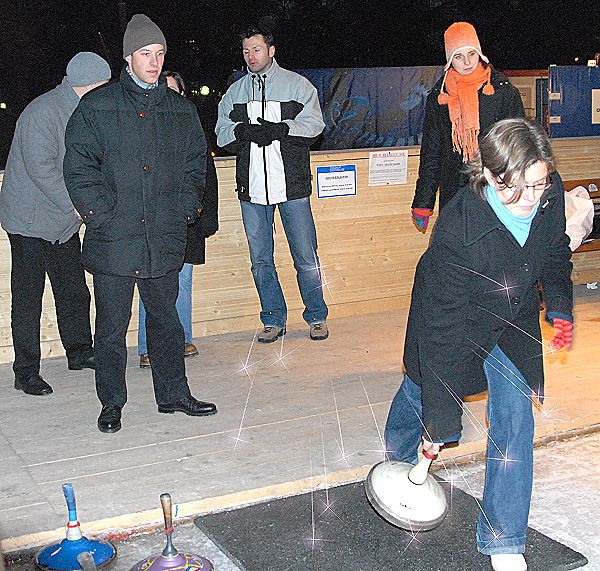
[
  {"xmin": 234, "ymin": 122, "xmax": 273, "ymax": 147},
  {"xmin": 257, "ymin": 117, "xmax": 290, "ymax": 140}
]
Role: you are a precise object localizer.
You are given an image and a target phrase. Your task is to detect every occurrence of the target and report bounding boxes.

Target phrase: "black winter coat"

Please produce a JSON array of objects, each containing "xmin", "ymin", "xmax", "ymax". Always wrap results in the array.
[
  {"xmin": 413, "ymin": 68, "xmax": 525, "ymax": 211},
  {"xmin": 184, "ymin": 152, "xmax": 219, "ymax": 265},
  {"xmin": 64, "ymin": 68, "xmax": 207, "ymax": 278},
  {"xmin": 403, "ymin": 173, "xmax": 573, "ymax": 441}
]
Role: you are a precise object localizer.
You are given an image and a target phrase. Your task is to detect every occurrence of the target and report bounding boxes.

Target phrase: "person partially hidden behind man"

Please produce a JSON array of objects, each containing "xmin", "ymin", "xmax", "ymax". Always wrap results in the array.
[
  {"xmin": 64, "ymin": 14, "xmax": 217, "ymax": 433},
  {"xmin": 0, "ymin": 51, "xmax": 111, "ymax": 396}
]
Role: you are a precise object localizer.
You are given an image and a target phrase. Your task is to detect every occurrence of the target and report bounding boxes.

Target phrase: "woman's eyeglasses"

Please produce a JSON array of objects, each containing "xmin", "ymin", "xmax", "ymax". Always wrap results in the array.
[{"xmin": 496, "ymin": 176, "xmax": 552, "ymax": 193}]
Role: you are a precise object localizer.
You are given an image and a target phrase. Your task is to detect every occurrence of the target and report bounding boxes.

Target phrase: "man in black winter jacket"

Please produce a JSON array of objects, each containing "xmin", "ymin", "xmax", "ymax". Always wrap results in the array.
[{"xmin": 64, "ymin": 14, "xmax": 217, "ymax": 433}]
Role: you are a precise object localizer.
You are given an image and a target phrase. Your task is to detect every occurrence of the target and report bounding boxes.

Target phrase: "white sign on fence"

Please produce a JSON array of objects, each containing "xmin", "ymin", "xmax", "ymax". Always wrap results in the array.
[
  {"xmin": 316, "ymin": 164, "xmax": 357, "ymax": 198},
  {"xmin": 368, "ymin": 150, "xmax": 408, "ymax": 186}
]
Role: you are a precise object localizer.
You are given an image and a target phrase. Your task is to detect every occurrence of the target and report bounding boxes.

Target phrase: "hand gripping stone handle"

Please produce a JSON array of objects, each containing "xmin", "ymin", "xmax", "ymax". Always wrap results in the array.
[{"xmin": 408, "ymin": 448, "xmax": 438, "ymax": 485}]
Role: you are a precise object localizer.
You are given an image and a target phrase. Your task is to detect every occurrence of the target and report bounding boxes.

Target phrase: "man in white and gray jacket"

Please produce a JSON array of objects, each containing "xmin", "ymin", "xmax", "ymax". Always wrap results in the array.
[
  {"xmin": 0, "ymin": 52, "xmax": 111, "ymax": 396},
  {"xmin": 215, "ymin": 27, "xmax": 329, "ymax": 343}
]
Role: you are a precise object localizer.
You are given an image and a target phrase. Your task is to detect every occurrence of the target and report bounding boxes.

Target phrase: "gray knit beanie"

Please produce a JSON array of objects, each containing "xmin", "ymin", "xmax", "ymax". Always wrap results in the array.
[
  {"xmin": 123, "ymin": 14, "xmax": 167, "ymax": 58},
  {"xmin": 66, "ymin": 52, "xmax": 112, "ymax": 87}
]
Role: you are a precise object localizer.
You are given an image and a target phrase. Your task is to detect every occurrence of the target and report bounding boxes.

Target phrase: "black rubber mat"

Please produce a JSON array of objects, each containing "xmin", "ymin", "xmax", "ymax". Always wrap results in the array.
[{"xmin": 195, "ymin": 480, "xmax": 588, "ymax": 571}]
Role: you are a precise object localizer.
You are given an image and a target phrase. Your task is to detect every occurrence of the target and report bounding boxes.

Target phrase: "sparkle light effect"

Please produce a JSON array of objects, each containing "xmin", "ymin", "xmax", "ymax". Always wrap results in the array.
[
  {"xmin": 477, "ymin": 305, "xmax": 558, "ymax": 358},
  {"xmin": 534, "ymin": 398, "xmax": 563, "ymax": 424},
  {"xmin": 425, "ymin": 365, "xmax": 489, "ymax": 440},
  {"xmin": 435, "ymin": 445, "xmax": 514, "ymax": 549},
  {"xmin": 426, "ymin": 363, "xmax": 521, "ymax": 475},
  {"xmin": 317, "ymin": 415, "xmax": 343, "ymax": 522},
  {"xmin": 305, "ymin": 440, "xmax": 334, "ymax": 550},
  {"xmin": 353, "ymin": 374, "xmax": 432, "ymax": 549},
  {"xmin": 447, "ymin": 262, "xmax": 563, "ymax": 359},
  {"xmin": 359, "ymin": 376, "xmax": 394, "ymax": 460},
  {"xmin": 422, "ymin": 322, "xmax": 554, "ymax": 547},
  {"xmin": 235, "ymin": 327, "xmax": 269, "ymax": 380},
  {"xmin": 319, "ymin": 263, "xmax": 337, "ymax": 300},
  {"xmin": 448, "ymin": 263, "xmax": 522, "ymax": 316},
  {"xmin": 225, "ymin": 254, "xmax": 565, "ymax": 557},
  {"xmin": 306, "ymin": 248, "xmax": 337, "ymax": 300},
  {"xmin": 230, "ymin": 368, "xmax": 257, "ymax": 451},
  {"xmin": 412, "ymin": 365, "xmax": 520, "ymax": 545},
  {"xmin": 232, "ymin": 327, "xmax": 308, "ymax": 452},
  {"xmin": 389, "ymin": 395, "xmax": 439, "ymax": 553},
  {"xmin": 451, "ymin": 259, "xmax": 566, "ymax": 364},
  {"xmin": 331, "ymin": 380, "xmax": 358, "ymax": 467},
  {"xmin": 468, "ymin": 333, "xmax": 565, "ymax": 430},
  {"xmin": 487, "ymin": 437, "xmax": 520, "ymax": 470},
  {"xmin": 270, "ymin": 334, "xmax": 305, "ymax": 372}
]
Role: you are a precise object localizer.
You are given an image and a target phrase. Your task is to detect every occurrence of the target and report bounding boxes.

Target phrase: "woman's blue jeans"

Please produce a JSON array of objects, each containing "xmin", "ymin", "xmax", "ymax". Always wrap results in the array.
[
  {"xmin": 384, "ymin": 345, "xmax": 534, "ymax": 555},
  {"xmin": 138, "ymin": 263, "xmax": 193, "ymax": 355},
  {"xmin": 240, "ymin": 197, "xmax": 328, "ymax": 328}
]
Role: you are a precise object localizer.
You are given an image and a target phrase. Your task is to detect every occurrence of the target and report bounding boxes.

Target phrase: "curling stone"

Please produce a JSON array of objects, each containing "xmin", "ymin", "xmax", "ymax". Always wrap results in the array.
[
  {"xmin": 365, "ymin": 449, "xmax": 447, "ymax": 531},
  {"xmin": 35, "ymin": 483, "xmax": 116, "ymax": 570},
  {"xmin": 129, "ymin": 493, "xmax": 213, "ymax": 571}
]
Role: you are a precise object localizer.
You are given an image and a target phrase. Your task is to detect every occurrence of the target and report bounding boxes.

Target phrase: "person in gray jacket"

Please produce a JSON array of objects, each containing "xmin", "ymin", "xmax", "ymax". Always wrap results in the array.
[
  {"xmin": 215, "ymin": 27, "xmax": 329, "ymax": 343},
  {"xmin": 0, "ymin": 52, "xmax": 111, "ymax": 396}
]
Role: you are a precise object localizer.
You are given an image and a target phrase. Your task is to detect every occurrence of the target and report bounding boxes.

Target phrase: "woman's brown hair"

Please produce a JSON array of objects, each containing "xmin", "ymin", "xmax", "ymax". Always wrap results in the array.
[{"xmin": 464, "ymin": 118, "xmax": 555, "ymax": 202}]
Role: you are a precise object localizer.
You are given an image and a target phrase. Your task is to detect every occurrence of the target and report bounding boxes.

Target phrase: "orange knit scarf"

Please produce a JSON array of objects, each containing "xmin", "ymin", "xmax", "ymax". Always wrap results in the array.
[{"xmin": 438, "ymin": 63, "xmax": 494, "ymax": 162}]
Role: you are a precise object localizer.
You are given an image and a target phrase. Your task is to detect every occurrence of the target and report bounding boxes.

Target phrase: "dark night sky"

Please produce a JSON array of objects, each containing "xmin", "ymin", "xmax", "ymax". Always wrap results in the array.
[{"xmin": 1, "ymin": 0, "xmax": 599, "ymax": 165}]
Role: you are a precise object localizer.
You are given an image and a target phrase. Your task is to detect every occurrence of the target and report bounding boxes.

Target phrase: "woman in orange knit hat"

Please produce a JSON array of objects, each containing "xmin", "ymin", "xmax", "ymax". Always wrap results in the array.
[{"xmin": 411, "ymin": 22, "xmax": 525, "ymax": 233}]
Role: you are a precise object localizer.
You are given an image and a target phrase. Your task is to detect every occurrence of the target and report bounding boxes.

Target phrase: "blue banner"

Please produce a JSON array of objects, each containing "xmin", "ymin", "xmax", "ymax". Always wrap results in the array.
[
  {"xmin": 548, "ymin": 66, "xmax": 600, "ymax": 138},
  {"xmin": 297, "ymin": 66, "xmax": 444, "ymax": 150}
]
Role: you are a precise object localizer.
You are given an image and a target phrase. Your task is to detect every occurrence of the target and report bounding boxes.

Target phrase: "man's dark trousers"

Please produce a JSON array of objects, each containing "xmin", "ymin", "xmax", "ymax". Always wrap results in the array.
[
  {"xmin": 8, "ymin": 231, "xmax": 92, "ymax": 379},
  {"xmin": 92, "ymin": 270, "xmax": 192, "ymax": 407}
]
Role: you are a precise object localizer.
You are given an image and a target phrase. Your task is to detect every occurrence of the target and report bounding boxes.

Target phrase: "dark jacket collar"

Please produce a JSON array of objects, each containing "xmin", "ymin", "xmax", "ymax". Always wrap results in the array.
[
  {"xmin": 462, "ymin": 188, "xmax": 503, "ymax": 246},
  {"xmin": 120, "ymin": 66, "xmax": 168, "ymax": 104}
]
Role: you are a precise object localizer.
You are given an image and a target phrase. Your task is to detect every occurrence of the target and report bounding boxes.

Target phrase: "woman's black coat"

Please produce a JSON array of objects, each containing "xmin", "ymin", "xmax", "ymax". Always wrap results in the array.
[
  {"xmin": 403, "ymin": 174, "xmax": 573, "ymax": 441},
  {"xmin": 412, "ymin": 68, "xmax": 525, "ymax": 212}
]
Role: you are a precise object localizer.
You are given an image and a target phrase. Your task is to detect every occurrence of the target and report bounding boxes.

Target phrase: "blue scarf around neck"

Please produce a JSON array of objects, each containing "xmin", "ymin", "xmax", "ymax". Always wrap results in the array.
[{"xmin": 485, "ymin": 184, "xmax": 539, "ymax": 247}]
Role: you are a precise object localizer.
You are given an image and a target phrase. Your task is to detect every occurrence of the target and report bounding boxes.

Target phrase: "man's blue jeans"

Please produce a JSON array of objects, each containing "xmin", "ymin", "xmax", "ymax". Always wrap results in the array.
[
  {"xmin": 384, "ymin": 345, "xmax": 534, "ymax": 555},
  {"xmin": 138, "ymin": 263, "xmax": 193, "ymax": 355},
  {"xmin": 240, "ymin": 197, "xmax": 328, "ymax": 328}
]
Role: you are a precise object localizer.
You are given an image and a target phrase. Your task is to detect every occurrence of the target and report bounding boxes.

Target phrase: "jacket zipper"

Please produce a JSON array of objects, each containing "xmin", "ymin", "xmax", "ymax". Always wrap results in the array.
[{"xmin": 259, "ymin": 74, "xmax": 270, "ymax": 205}]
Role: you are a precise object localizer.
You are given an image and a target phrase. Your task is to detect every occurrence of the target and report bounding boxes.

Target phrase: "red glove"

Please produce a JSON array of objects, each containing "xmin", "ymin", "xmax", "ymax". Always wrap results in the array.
[
  {"xmin": 550, "ymin": 318, "xmax": 573, "ymax": 350},
  {"xmin": 411, "ymin": 208, "xmax": 432, "ymax": 233}
]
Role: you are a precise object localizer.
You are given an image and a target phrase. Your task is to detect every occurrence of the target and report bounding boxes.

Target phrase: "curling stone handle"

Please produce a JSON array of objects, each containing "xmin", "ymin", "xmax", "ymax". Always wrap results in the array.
[
  {"xmin": 62, "ymin": 482, "xmax": 83, "ymax": 540},
  {"xmin": 160, "ymin": 493, "xmax": 173, "ymax": 531},
  {"xmin": 408, "ymin": 449, "xmax": 437, "ymax": 485},
  {"xmin": 159, "ymin": 493, "xmax": 179, "ymax": 558},
  {"xmin": 77, "ymin": 552, "xmax": 98, "ymax": 571},
  {"xmin": 62, "ymin": 483, "xmax": 77, "ymax": 520}
]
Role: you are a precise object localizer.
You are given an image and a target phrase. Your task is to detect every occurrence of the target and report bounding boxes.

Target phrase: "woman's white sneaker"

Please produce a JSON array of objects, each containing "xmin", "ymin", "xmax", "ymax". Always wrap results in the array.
[{"xmin": 490, "ymin": 554, "xmax": 527, "ymax": 571}]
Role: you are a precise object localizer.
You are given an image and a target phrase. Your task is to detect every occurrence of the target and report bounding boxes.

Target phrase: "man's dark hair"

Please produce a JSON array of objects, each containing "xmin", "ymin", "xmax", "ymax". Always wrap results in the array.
[
  {"xmin": 239, "ymin": 27, "xmax": 274, "ymax": 47},
  {"xmin": 163, "ymin": 70, "xmax": 186, "ymax": 96}
]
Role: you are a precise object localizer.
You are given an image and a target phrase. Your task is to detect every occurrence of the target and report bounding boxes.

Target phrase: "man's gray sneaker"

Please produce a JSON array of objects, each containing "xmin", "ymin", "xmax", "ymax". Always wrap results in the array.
[
  {"xmin": 258, "ymin": 326, "xmax": 285, "ymax": 343},
  {"xmin": 310, "ymin": 322, "xmax": 329, "ymax": 340}
]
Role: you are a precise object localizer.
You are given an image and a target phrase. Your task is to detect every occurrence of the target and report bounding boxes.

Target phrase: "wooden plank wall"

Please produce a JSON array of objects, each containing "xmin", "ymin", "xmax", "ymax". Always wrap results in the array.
[{"xmin": 0, "ymin": 138, "xmax": 599, "ymax": 364}]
